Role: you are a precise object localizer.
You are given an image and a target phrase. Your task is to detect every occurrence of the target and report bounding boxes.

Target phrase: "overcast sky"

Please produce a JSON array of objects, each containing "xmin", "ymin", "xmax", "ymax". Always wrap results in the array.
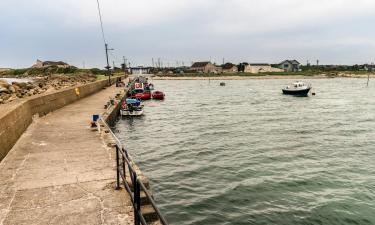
[{"xmin": 1, "ymin": 0, "xmax": 375, "ymax": 68}]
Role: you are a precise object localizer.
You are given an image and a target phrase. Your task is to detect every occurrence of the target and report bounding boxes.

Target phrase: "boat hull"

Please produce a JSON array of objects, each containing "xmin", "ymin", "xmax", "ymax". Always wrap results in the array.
[
  {"xmin": 152, "ymin": 91, "xmax": 165, "ymax": 100},
  {"xmin": 134, "ymin": 92, "xmax": 151, "ymax": 100},
  {"xmin": 120, "ymin": 109, "xmax": 144, "ymax": 116},
  {"xmin": 282, "ymin": 87, "xmax": 311, "ymax": 96}
]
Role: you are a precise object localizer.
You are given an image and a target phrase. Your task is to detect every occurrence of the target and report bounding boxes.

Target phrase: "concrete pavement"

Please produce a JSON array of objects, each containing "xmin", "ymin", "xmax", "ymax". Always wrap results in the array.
[{"xmin": 0, "ymin": 85, "xmax": 134, "ymax": 225}]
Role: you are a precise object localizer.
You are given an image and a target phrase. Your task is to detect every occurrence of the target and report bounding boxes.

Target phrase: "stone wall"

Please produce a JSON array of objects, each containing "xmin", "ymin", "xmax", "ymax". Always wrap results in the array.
[{"xmin": 0, "ymin": 78, "xmax": 119, "ymax": 161}]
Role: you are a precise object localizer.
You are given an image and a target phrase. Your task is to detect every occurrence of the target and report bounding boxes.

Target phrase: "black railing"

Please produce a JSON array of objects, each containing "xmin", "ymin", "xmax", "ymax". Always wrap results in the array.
[{"xmin": 115, "ymin": 145, "xmax": 169, "ymax": 225}]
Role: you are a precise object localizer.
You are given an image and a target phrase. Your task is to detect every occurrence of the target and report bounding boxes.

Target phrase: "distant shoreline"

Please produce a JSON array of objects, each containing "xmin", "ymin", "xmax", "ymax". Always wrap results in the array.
[{"xmin": 152, "ymin": 74, "xmax": 372, "ymax": 80}]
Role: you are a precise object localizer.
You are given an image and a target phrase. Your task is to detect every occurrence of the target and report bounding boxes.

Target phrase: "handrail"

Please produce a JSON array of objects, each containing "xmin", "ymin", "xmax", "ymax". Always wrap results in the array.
[
  {"xmin": 116, "ymin": 145, "xmax": 169, "ymax": 225},
  {"xmin": 98, "ymin": 118, "xmax": 168, "ymax": 225}
]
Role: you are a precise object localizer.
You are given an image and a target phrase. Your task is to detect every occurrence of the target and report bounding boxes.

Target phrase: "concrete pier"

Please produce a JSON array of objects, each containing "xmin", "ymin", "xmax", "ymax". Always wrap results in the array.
[{"xmin": 0, "ymin": 85, "xmax": 134, "ymax": 225}]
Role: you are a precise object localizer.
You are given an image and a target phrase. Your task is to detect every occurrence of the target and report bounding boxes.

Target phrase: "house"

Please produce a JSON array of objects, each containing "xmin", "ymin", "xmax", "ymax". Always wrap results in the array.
[
  {"xmin": 279, "ymin": 60, "xmax": 301, "ymax": 72},
  {"xmin": 0, "ymin": 68, "xmax": 10, "ymax": 72},
  {"xmin": 32, "ymin": 59, "xmax": 70, "ymax": 68},
  {"xmin": 190, "ymin": 61, "xmax": 219, "ymax": 73},
  {"xmin": 130, "ymin": 66, "xmax": 151, "ymax": 75},
  {"xmin": 244, "ymin": 63, "xmax": 283, "ymax": 74},
  {"xmin": 221, "ymin": 63, "xmax": 238, "ymax": 73}
]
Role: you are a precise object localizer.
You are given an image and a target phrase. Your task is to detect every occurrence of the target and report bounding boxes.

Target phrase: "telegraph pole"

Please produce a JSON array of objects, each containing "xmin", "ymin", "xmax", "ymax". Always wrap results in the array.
[
  {"xmin": 122, "ymin": 56, "xmax": 126, "ymax": 76},
  {"xmin": 104, "ymin": 43, "xmax": 114, "ymax": 85}
]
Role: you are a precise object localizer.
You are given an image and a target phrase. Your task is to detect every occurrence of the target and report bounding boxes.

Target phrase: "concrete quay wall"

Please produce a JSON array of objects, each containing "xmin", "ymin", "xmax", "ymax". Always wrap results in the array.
[{"xmin": 0, "ymin": 78, "xmax": 119, "ymax": 162}]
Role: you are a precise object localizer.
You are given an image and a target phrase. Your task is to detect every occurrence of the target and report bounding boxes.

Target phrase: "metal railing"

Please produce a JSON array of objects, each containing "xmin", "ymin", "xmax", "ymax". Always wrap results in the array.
[
  {"xmin": 99, "ymin": 118, "xmax": 168, "ymax": 225},
  {"xmin": 115, "ymin": 145, "xmax": 169, "ymax": 225}
]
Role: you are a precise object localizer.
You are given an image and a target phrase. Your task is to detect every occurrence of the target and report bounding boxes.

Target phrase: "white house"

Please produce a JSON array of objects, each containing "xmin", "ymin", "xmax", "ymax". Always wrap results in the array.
[{"xmin": 244, "ymin": 63, "xmax": 284, "ymax": 74}]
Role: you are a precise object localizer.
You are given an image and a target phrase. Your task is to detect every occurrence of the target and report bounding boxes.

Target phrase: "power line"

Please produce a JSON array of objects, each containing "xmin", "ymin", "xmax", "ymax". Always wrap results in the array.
[{"xmin": 96, "ymin": 0, "xmax": 107, "ymax": 45}]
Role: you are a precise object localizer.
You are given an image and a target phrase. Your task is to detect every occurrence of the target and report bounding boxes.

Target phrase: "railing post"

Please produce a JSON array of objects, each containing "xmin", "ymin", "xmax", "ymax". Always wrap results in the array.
[
  {"xmin": 122, "ymin": 149, "xmax": 126, "ymax": 184},
  {"xmin": 115, "ymin": 145, "xmax": 120, "ymax": 190},
  {"xmin": 136, "ymin": 179, "xmax": 141, "ymax": 225},
  {"xmin": 134, "ymin": 173, "xmax": 140, "ymax": 225}
]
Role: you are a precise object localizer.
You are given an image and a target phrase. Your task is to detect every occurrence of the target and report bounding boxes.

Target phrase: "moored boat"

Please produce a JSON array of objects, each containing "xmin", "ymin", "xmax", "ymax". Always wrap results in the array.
[
  {"xmin": 133, "ymin": 91, "xmax": 151, "ymax": 100},
  {"xmin": 120, "ymin": 98, "xmax": 144, "ymax": 116},
  {"xmin": 282, "ymin": 81, "xmax": 311, "ymax": 96},
  {"xmin": 152, "ymin": 91, "xmax": 165, "ymax": 100}
]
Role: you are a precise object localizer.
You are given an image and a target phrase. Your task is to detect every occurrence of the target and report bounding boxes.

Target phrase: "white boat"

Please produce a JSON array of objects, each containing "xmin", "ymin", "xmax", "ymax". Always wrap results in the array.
[
  {"xmin": 282, "ymin": 81, "xmax": 311, "ymax": 96},
  {"xmin": 120, "ymin": 98, "xmax": 144, "ymax": 116},
  {"xmin": 120, "ymin": 108, "xmax": 144, "ymax": 116}
]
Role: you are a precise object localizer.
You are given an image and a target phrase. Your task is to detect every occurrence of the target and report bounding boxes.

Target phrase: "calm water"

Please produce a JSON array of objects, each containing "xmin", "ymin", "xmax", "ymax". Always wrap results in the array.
[{"xmin": 115, "ymin": 78, "xmax": 375, "ymax": 225}]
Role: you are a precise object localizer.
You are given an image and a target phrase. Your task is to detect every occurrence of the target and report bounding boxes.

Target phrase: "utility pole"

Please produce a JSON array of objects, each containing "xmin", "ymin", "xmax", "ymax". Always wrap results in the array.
[
  {"xmin": 105, "ymin": 43, "xmax": 114, "ymax": 85},
  {"xmin": 123, "ymin": 56, "xmax": 127, "ymax": 76}
]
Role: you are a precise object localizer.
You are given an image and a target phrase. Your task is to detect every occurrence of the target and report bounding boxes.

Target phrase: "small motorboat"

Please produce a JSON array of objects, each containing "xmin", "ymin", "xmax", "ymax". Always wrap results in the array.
[
  {"xmin": 120, "ymin": 98, "xmax": 144, "ymax": 116},
  {"xmin": 220, "ymin": 82, "xmax": 226, "ymax": 86},
  {"xmin": 152, "ymin": 91, "xmax": 165, "ymax": 100},
  {"xmin": 282, "ymin": 81, "xmax": 311, "ymax": 96},
  {"xmin": 133, "ymin": 91, "xmax": 151, "ymax": 100}
]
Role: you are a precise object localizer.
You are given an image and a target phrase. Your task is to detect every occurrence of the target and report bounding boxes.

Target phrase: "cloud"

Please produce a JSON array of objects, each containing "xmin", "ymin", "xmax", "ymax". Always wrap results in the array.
[{"xmin": 1, "ymin": 0, "xmax": 375, "ymax": 67}]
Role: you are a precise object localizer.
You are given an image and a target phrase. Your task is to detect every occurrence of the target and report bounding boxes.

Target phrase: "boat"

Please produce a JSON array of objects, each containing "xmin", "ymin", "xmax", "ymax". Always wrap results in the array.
[
  {"xmin": 152, "ymin": 91, "xmax": 165, "ymax": 100},
  {"xmin": 120, "ymin": 98, "xmax": 144, "ymax": 116},
  {"xmin": 282, "ymin": 81, "xmax": 311, "ymax": 96},
  {"xmin": 133, "ymin": 91, "xmax": 151, "ymax": 100},
  {"xmin": 220, "ymin": 82, "xmax": 226, "ymax": 86}
]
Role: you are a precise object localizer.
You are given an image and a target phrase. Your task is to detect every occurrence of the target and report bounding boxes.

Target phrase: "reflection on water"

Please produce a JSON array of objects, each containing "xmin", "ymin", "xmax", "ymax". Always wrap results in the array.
[{"xmin": 115, "ymin": 78, "xmax": 375, "ymax": 225}]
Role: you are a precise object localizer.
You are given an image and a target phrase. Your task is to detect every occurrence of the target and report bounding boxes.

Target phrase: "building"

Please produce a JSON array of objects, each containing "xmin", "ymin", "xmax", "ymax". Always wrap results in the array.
[
  {"xmin": 279, "ymin": 60, "xmax": 301, "ymax": 72},
  {"xmin": 130, "ymin": 66, "xmax": 151, "ymax": 75},
  {"xmin": 221, "ymin": 63, "xmax": 238, "ymax": 73},
  {"xmin": 190, "ymin": 62, "xmax": 219, "ymax": 73},
  {"xmin": 244, "ymin": 63, "xmax": 284, "ymax": 74},
  {"xmin": 32, "ymin": 59, "xmax": 70, "ymax": 68},
  {"xmin": 0, "ymin": 68, "xmax": 10, "ymax": 72}
]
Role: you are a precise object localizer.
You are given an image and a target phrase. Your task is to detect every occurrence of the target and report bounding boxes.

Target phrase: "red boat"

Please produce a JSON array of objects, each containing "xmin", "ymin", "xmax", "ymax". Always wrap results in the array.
[
  {"xmin": 152, "ymin": 91, "xmax": 165, "ymax": 100},
  {"xmin": 134, "ymin": 91, "xmax": 151, "ymax": 100}
]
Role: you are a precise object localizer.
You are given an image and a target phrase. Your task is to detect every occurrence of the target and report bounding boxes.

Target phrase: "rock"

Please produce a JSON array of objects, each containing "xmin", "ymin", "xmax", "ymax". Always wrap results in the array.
[
  {"xmin": 12, "ymin": 84, "xmax": 20, "ymax": 92},
  {"xmin": 12, "ymin": 82, "xmax": 25, "ymax": 89},
  {"xmin": 0, "ymin": 87, "xmax": 11, "ymax": 94},
  {"xmin": 8, "ymin": 86, "xmax": 16, "ymax": 93},
  {"xmin": 26, "ymin": 84, "xmax": 34, "ymax": 90}
]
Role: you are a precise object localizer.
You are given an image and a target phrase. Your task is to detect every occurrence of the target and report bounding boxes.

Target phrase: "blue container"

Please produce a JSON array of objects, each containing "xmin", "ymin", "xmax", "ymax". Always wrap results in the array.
[{"xmin": 92, "ymin": 114, "xmax": 99, "ymax": 122}]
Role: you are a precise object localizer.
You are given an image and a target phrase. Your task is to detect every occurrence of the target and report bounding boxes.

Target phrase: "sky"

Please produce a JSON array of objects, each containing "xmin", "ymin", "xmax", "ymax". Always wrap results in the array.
[{"xmin": 1, "ymin": 0, "xmax": 375, "ymax": 68}]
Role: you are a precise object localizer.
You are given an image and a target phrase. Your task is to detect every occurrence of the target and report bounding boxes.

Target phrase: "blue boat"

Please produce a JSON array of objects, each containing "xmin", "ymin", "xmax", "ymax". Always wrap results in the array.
[{"xmin": 120, "ymin": 98, "xmax": 143, "ymax": 116}]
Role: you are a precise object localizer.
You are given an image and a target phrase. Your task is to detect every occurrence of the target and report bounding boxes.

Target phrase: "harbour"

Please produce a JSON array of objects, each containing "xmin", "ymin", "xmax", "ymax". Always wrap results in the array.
[
  {"xmin": 2, "ymin": 0, "xmax": 375, "ymax": 224},
  {"xmin": 115, "ymin": 78, "xmax": 375, "ymax": 225}
]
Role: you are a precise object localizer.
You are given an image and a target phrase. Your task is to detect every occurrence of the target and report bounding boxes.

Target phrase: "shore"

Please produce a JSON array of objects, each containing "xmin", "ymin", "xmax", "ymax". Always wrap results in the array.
[
  {"xmin": 0, "ymin": 74, "xmax": 97, "ymax": 104},
  {"xmin": 153, "ymin": 74, "xmax": 372, "ymax": 80}
]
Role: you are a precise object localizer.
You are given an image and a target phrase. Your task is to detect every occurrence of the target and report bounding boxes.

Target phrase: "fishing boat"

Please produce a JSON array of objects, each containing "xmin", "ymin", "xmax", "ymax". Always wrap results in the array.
[
  {"xmin": 120, "ymin": 98, "xmax": 144, "ymax": 116},
  {"xmin": 133, "ymin": 91, "xmax": 151, "ymax": 100},
  {"xmin": 282, "ymin": 81, "xmax": 311, "ymax": 96},
  {"xmin": 152, "ymin": 91, "xmax": 165, "ymax": 100}
]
